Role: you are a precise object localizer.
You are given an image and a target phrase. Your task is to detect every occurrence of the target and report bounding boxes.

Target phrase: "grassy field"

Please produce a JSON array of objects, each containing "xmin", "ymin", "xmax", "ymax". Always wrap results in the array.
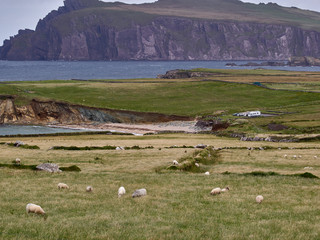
[{"xmin": 0, "ymin": 133, "xmax": 320, "ymax": 239}]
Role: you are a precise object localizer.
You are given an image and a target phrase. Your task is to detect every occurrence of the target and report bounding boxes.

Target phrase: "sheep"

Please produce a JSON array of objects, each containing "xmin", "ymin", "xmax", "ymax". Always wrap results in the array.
[
  {"xmin": 172, "ymin": 160, "xmax": 179, "ymax": 165},
  {"xmin": 204, "ymin": 171, "xmax": 210, "ymax": 175},
  {"xmin": 221, "ymin": 187, "xmax": 230, "ymax": 192},
  {"xmin": 283, "ymin": 154, "xmax": 287, "ymax": 158},
  {"xmin": 195, "ymin": 163, "xmax": 200, "ymax": 167},
  {"xmin": 210, "ymin": 187, "xmax": 221, "ymax": 195},
  {"xmin": 256, "ymin": 195, "xmax": 264, "ymax": 203},
  {"xmin": 15, "ymin": 158, "xmax": 21, "ymax": 164},
  {"xmin": 132, "ymin": 188, "xmax": 147, "ymax": 198},
  {"xmin": 86, "ymin": 186, "xmax": 93, "ymax": 192},
  {"xmin": 293, "ymin": 155, "xmax": 297, "ymax": 159},
  {"xmin": 57, "ymin": 183, "xmax": 69, "ymax": 190},
  {"xmin": 314, "ymin": 156, "xmax": 318, "ymax": 159},
  {"xmin": 26, "ymin": 203, "xmax": 46, "ymax": 216},
  {"xmin": 304, "ymin": 167, "xmax": 313, "ymax": 170},
  {"xmin": 118, "ymin": 186, "xmax": 126, "ymax": 197}
]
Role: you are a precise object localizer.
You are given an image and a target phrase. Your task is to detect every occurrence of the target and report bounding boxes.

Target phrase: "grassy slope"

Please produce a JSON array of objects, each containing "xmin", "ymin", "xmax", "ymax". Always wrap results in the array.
[
  {"xmin": 2, "ymin": 70, "xmax": 320, "ymax": 115},
  {"xmin": 0, "ymin": 134, "xmax": 319, "ymax": 239},
  {"xmin": 101, "ymin": 0, "xmax": 320, "ymax": 31}
]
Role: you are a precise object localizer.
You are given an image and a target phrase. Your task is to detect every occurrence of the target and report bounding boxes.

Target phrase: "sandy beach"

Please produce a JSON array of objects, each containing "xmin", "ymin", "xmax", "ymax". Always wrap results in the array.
[{"xmin": 50, "ymin": 121, "xmax": 207, "ymax": 135}]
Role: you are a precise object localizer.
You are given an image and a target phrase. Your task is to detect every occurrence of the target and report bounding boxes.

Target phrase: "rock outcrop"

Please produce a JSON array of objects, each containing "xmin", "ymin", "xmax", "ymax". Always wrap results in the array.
[
  {"xmin": 0, "ymin": 97, "xmax": 191, "ymax": 125},
  {"xmin": 288, "ymin": 56, "xmax": 320, "ymax": 66},
  {"xmin": 1, "ymin": 0, "xmax": 320, "ymax": 61},
  {"xmin": 36, "ymin": 163, "xmax": 62, "ymax": 173}
]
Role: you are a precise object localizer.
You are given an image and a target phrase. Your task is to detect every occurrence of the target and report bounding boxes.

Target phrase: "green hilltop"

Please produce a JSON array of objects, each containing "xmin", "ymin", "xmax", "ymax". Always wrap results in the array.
[{"xmin": 97, "ymin": 0, "xmax": 320, "ymax": 31}]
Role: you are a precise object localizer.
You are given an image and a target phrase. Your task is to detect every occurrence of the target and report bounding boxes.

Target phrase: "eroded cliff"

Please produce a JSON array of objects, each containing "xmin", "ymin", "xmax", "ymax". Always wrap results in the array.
[{"xmin": 0, "ymin": 97, "xmax": 191, "ymax": 125}]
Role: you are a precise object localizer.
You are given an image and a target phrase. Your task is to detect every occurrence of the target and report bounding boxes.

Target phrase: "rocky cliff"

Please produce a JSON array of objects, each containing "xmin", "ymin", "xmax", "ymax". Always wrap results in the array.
[
  {"xmin": 0, "ymin": 97, "xmax": 191, "ymax": 125},
  {"xmin": 1, "ymin": 0, "xmax": 320, "ymax": 60}
]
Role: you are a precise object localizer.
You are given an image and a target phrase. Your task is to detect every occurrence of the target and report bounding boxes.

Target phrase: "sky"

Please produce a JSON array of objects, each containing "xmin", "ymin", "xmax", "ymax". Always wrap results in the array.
[{"xmin": 0, "ymin": 0, "xmax": 320, "ymax": 45}]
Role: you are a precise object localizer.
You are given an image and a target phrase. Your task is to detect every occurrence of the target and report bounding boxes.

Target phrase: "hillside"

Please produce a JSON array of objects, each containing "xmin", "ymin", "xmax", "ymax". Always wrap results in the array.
[{"xmin": 1, "ymin": 0, "xmax": 320, "ymax": 60}]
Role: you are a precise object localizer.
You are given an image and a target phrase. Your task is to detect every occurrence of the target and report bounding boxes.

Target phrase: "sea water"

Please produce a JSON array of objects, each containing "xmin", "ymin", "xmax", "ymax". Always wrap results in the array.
[
  {"xmin": 0, "ymin": 125, "xmax": 88, "ymax": 136},
  {"xmin": 1, "ymin": 60, "xmax": 320, "ymax": 81}
]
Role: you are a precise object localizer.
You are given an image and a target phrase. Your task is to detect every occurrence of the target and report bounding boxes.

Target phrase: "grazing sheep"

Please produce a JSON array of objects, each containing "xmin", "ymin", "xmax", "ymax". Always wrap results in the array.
[
  {"xmin": 57, "ymin": 183, "xmax": 69, "ymax": 190},
  {"xmin": 172, "ymin": 160, "xmax": 179, "ymax": 165},
  {"xmin": 86, "ymin": 186, "xmax": 93, "ymax": 192},
  {"xmin": 283, "ymin": 154, "xmax": 287, "ymax": 158},
  {"xmin": 118, "ymin": 186, "xmax": 126, "ymax": 197},
  {"xmin": 210, "ymin": 187, "xmax": 221, "ymax": 195},
  {"xmin": 26, "ymin": 203, "xmax": 45, "ymax": 215},
  {"xmin": 256, "ymin": 195, "xmax": 264, "ymax": 203},
  {"xmin": 204, "ymin": 171, "xmax": 210, "ymax": 175},
  {"xmin": 132, "ymin": 188, "xmax": 147, "ymax": 198},
  {"xmin": 15, "ymin": 158, "xmax": 21, "ymax": 164},
  {"xmin": 221, "ymin": 187, "xmax": 230, "ymax": 192},
  {"xmin": 293, "ymin": 155, "xmax": 297, "ymax": 159},
  {"xmin": 304, "ymin": 167, "xmax": 313, "ymax": 170},
  {"xmin": 195, "ymin": 163, "xmax": 200, "ymax": 167},
  {"xmin": 314, "ymin": 156, "xmax": 318, "ymax": 159}
]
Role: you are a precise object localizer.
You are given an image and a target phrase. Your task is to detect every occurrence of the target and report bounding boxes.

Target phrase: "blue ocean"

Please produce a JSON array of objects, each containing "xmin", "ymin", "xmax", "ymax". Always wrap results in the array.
[{"xmin": 1, "ymin": 60, "xmax": 320, "ymax": 81}]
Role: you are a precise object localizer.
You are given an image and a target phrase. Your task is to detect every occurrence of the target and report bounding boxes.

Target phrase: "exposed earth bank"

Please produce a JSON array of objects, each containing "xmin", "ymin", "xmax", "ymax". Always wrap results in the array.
[{"xmin": 0, "ymin": 96, "xmax": 192, "ymax": 125}]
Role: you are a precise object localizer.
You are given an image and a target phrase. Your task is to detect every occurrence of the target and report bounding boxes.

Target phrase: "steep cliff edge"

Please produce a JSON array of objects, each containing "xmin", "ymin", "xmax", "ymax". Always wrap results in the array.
[
  {"xmin": 0, "ymin": 97, "xmax": 191, "ymax": 125},
  {"xmin": 1, "ymin": 0, "xmax": 320, "ymax": 60}
]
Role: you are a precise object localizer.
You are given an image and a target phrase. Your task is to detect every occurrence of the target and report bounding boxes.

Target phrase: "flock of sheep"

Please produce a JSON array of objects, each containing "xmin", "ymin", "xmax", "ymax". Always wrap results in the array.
[
  {"xmin": 26, "ymin": 183, "xmax": 147, "ymax": 218},
  {"xmin": 26, "ymin": 149, "xmax": 320, "ymax": 219}
]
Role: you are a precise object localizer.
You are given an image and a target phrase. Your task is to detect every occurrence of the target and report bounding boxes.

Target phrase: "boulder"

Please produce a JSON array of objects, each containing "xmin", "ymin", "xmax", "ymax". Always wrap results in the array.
[{"xmin": 36, "ymin": 163, "xmax": 62, "ymax": 173}]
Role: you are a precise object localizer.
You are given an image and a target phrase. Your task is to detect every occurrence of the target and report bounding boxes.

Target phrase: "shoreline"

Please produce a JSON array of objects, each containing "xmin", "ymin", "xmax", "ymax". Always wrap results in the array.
[{"xmin": 49, "ymin": 121, "xmax": 203, "ymax": 136}]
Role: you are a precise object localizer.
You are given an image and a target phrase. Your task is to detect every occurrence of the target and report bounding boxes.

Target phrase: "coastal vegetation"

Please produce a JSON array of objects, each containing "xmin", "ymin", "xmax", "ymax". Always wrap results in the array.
[{"xmin": 1, "ymin": 69, "xmax": 320, "ymax": 135}]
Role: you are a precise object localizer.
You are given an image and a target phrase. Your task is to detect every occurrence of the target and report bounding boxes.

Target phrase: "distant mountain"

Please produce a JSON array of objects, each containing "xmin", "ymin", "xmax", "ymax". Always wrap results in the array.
[{"xmin": 1, "ymin": 0, "xmax": 320, "ymax": 60}]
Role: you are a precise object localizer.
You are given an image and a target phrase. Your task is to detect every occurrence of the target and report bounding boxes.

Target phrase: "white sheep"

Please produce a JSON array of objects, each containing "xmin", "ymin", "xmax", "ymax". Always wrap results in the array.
[
  {"xmin": 293, "ymin": 155, "xmax": 297, "ymax": 159},
  {"xmin": 195, "ymin": 163, "xmax": 200, "ymax": 167},
  {"xmin": 86, "ymin": 186, "xmax": 93, "ymax": 192},
  {"xmin": 210, "ymin": 187, "xmax": 221, "ymax": 195},
  {"xmin": 256, "ymin": 195, "xmax": 264, "ymax": 203},
  {"xmin": 26, "ymin": 203, "xmax": 45, "ymax": 215},
  {"xmin": 118, "ymin": 186, "xmax": 126, "ymax": 197},
  {"xmin": 204, "ymin": 171, "xmax": 210, "ymax": 175},
  {"xmin": 304, "ymin": 167, "xmax": 313, "ymax": 170},
  {"xmin": 284, "ymin": 154, "xmax": 287, "ymax": 158},
  {"xmin": 57, "ymin": 183, "xmax": 69, "ymax": 190},
  {"xmin": 15, "ymin": 158, "xmax": 21, "ymax": 164},
  {"xmin": 221, "ymin": 187, "xmax": 230, "ymax": 192},
  {"xmin": 132, "ymin": 188, "xmax": 147, "ymax": 198},
  {"xmin": 314, "ymin": 156, "xmax": 318, "ymax": 159},
  {"xmin": 172, "ymin": 160, "xmax": 179, "ymax": 165}
]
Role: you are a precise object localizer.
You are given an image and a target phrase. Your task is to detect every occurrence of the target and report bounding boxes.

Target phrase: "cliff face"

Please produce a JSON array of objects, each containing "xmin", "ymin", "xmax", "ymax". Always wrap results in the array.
[
  {"xmin": 0, "ymin": 97, "xmax": 191, "ymax": 125},
  {"xmin": 1, "ymin": 0, "xmax": 320, "ymax": 60}
]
